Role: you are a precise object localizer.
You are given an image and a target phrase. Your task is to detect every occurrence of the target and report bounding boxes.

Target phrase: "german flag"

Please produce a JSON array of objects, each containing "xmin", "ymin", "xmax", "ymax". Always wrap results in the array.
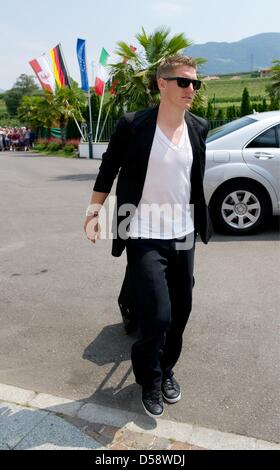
[{"xmin": 50, "ymin": 44, "xmax": 70, "ymax": 88}]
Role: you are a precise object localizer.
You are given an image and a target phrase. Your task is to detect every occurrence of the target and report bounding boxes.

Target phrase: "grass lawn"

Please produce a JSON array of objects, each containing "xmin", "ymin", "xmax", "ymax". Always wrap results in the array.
[{"xmin": 204, "ymin": 76, "xmax": 271, "ymax": 102}]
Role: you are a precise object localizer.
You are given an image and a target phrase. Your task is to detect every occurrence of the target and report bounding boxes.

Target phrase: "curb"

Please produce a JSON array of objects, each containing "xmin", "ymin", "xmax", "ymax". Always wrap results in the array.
[{"xmin": 0, "ymin": 384, "xmax": 279, "ymax": 450}]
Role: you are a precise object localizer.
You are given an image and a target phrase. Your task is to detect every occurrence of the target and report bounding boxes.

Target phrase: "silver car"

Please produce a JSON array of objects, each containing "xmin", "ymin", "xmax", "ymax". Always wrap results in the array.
[{"xmin": 205, "ymin": 111, "xmax": 280, "ymax": 234}]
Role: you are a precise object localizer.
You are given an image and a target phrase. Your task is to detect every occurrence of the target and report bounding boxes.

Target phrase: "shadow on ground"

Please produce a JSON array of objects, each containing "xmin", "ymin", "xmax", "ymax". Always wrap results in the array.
[{"xmin": 0, "ymin": 323, "xmax": 159, "ymax": 450}]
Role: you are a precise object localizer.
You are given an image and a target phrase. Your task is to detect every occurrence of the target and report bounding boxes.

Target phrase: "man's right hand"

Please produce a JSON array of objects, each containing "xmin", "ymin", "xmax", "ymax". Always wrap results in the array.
[{"xmin": 84, "ymin": 216, "xmax": 101, "ymax": 244}]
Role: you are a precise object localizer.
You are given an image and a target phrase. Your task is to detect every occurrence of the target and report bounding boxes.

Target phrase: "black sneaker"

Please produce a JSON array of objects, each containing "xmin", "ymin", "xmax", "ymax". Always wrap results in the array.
[
  {"xmin": 142, "ymin": 389, "xmax": 164, "ymax": 418},
  {"xmin": 161, "ymin": 376, "xmax": 181, "ymax": 403}
]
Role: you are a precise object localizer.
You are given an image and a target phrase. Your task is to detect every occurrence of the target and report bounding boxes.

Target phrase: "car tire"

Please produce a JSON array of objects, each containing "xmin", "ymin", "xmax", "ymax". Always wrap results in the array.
[{"xmin": 210, "ymin": 180, "xmax": 271, "ymax": 234}]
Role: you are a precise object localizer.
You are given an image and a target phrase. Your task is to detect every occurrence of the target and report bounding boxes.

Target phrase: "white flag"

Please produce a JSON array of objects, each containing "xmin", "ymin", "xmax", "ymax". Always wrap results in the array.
[{"xmin": 29, "ymin": 55, "xmax": 56, "ymax": 93}]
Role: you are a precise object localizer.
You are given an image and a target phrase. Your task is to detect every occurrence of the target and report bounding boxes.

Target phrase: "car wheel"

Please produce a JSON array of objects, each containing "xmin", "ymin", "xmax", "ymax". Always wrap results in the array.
[{"xmin": 210, "ymin": 181, "xmax": 271, "ymax": 234}]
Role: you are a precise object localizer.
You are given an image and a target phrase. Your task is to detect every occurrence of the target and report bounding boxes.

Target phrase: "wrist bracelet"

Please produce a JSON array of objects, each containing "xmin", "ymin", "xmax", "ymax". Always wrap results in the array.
[{"xmin": 86, "ymin": 207, "xmax": 99, "ymax": 217}]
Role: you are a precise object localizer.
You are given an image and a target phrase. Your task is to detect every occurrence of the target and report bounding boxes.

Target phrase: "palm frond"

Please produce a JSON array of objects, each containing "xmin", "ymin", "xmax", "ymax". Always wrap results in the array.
[
  {"xmin": 166, "ymin": 33, "xmax": 192, "ymax": 55},
  {"xmin": 108, "ymin": 26, "xmax": 207, "ymax": 113},
  {"xmin": 135, "ymin": 27, "xmax": 150, "ymax": 49}
]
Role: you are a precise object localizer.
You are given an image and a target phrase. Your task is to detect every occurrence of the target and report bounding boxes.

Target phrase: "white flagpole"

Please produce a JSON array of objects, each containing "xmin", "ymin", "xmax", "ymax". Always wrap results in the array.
[
  {"xmin": 94, "ymin": 84, "xmax": 106, "ymax": 143},
  {"xmin": 87, "ymin": 90, "xmax": 93, "ymax": 158},
  {"xmin": 72, "ymin": 114, "xmax": 86, "ymax": 140},
  {"xmin": 97, "ymin": 103, "xmax": 112, "ymax": 142},
  {"xmin": 91, "ymin": 61, "xmax": 95, "ymax": 87}
]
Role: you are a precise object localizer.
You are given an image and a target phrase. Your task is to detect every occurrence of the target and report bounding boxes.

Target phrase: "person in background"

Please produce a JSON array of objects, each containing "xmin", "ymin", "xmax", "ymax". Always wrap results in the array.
[
  {"xmin": 24, "ymin": 127, "xmax": 31, "ymax": 151},
  {"xmin": 0, "ymin": 128, "xmax": 4, "ymax": 151}
]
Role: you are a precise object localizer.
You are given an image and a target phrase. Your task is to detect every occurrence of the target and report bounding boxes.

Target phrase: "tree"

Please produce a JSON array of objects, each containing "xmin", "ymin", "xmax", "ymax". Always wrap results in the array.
[
  {"xmin": 226, "ymin": 105, "xmax": 237, "ymax": 120},
  {"xmin": 3, "ymin": 89, "xmax": 23, "ymax": 116},
  {"xmin": 108, "ymin": 26, "xmax": 206, "ymax": 113},
  {"xmin": 190, "ymin": 105, "xmax": 206, "ymax": 117},
  {"xmin": 266, "ymin": 60, "xmax": 280, "ymax": 102},
  {"xmin": 51, "ymin": 83, "xmax": 87, "ymax": 144},
  {"xmin": 18, "ymin": 94, "xmax": 58, "ymax": 135},
  {"xmin": 240, "ymin": 87, "xmax": 252, "ymax": 116},
  {"xmin": 261, "ymin": 98, "xmax": 268, "ymax": 112},
  {"xmin": 17, "ymin": 83, "xmax": 87, "ymax": 143},
  {"xmin": 216, "ymin": 108, "xmax": 225, "ymax": 120},
  {"xmin": 3, "ymin": 74, "xmax": 40, "ymax": 116},
  {"xmin": 13, "ymin": 74, "xmax": 40, "ymax": 95},
  {"xmin": 269, "ymin": 94, "xmax": 280, "ymax": 110},
  {"xmin": 206, "ymin": 100, "xmax": 215, "ymax": 120}
]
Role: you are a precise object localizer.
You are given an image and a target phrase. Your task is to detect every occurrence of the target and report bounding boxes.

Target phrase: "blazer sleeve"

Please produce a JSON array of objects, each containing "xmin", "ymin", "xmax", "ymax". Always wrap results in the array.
[
  {"xmin": 200, "ymin": 119, "xmax": 209, "ymax": 179},
  {"xmin": 93, "ymin": 116, "xmax": 129, "ymax": 193},
  {"xmin": 203, "ymin": 119, "xmax": 209, "ymax": 140}
]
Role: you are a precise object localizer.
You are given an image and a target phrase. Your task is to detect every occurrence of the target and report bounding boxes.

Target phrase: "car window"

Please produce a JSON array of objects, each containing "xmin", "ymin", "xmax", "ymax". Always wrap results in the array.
[
  {"xmin": 206, "ymin": 117, "xmax": 256, "ymax": 143},
  {"xmin": 276, "ymin": 124, "xmax": 280, "ymax": 145},
  {"xmin": 246, "ymin": 125, "xmax": 279, "ymax": 148}
]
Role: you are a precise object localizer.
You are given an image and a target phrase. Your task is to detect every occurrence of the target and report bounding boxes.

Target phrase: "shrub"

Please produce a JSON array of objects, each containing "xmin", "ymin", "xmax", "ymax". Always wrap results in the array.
[
  {"xmin": 64, "ymin": 144, "xmax": 76, "ymax": 154},
  {"xmin": 206, "ymin": 101, "xmax": 215, "ymax": 119},
  {"xmin": 34, "ymin": 143, "xmax": 47, "ymax": 151},
  {"xmin": 47, "ymin": 142, "xmax": 62, "ymax": 152},
  {"xmin": 36, "ymin": 138, "xmax": 48, "ymax": 146},
  {"xmin": 65, "ymin": 139, "xmax": 80, "ymax": 149},
  {"xmin": 216, "ymin": 108, "xmax": 225, "ymax": 119},
  {"xmin": 241, "ymin": 87, "xmax": 252, "ymax": 116},
  {"xmin": 47, "ymin": 137, "xmax": 62, "ymax": 144}
]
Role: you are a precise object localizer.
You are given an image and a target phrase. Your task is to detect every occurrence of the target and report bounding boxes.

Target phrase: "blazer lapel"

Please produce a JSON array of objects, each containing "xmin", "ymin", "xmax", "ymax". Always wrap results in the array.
[
  {"xmin": 185, "ymin": 112, "xmax": 203, "ymax": 198},
  {"xmin": 138, "ymin": 107, "xmax": 199, "ymax": 175},
  {"xmin": 135, "ymin": 106, "xmax": 159, "ymax": 182},
  {"xmin": 134, "ymin": 108, "xmax": 202, "ymax": 198}
]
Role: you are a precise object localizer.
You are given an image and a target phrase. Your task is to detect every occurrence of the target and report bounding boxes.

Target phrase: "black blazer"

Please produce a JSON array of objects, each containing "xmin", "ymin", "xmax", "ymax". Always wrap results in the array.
[{"xmin": 93, "ymin": 105, "xmax": 213, "ymax": 257}]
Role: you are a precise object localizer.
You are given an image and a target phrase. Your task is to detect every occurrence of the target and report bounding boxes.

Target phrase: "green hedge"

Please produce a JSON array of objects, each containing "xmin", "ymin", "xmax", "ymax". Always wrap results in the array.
[{"xmin": 47, "ymin": 142, "xmax": 62, "ymax": 152}]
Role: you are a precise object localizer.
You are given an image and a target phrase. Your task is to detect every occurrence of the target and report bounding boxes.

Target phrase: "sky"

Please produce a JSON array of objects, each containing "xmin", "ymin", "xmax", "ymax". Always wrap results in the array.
[{"xmin": 1, "ymin": 0, "xmax": 279, "ymax": 90}]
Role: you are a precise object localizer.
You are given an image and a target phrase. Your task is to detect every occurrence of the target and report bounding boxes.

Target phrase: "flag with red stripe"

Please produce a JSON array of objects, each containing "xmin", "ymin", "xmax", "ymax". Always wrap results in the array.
[
  {"xmin": 50, "ymin": 44, "xmax": 70, "ymax": 88},
  {"xmin": 29, "ymin": 56, "xmax": 56, "ymax": 93},
  {"xmin": 94, "ymin": 48, "xmax": 109, "ymax": 96}
]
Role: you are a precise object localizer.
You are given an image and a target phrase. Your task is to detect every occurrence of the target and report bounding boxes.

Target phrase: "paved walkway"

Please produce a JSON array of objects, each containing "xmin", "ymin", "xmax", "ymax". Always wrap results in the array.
[
  {"xmin": 1, "ymin": 152, "xmax": 279, "ymax": 444},
  {"xmin": 0, "ymin": 384, "xmax": 279, "ymax": 450}
]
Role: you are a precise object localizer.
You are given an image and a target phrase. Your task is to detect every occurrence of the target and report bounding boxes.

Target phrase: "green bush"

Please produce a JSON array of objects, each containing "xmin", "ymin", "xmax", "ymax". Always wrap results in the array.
[
  {"xmin": 213, "ymin": 95, "xmax": 263, "ymax": 104},
  {"xmin": 216, "ymin": 108, "xmax": 225, "ymax": 119},
  {"xmin": 34, "ymin": 143, "xmax": 47, "ymax": 151},
  {"xmin": 241, "ymin": 87, "xmax": 252, "ymax": 116},
  {"xmin": 63, "ymin": 144, "xmax": 76, "ymax": 154},
  {"xmin": 47, "ymin": 142, "xmax": 62, "ymax": 152}
]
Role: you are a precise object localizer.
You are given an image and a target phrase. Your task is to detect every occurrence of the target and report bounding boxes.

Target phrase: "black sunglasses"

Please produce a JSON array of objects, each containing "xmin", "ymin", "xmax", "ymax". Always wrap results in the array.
[{"xmin": 162, "ymin": 76, "xmax": 202, "ymax": 90}]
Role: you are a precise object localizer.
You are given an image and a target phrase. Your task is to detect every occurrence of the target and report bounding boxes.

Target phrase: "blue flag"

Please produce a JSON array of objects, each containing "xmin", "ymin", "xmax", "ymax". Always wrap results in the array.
[{"xmin": 76, "ymin": 38, "xmax": 89, "ymax": 92}]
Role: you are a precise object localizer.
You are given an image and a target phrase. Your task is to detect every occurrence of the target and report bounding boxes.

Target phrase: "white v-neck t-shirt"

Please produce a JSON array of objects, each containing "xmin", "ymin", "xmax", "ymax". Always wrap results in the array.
[{"xmin": 128, "ymin": 121, "xmax": 194, "ymax": 239}]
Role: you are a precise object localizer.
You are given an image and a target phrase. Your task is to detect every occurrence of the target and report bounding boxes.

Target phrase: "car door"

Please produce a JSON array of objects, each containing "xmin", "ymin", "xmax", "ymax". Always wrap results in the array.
[{"xmin": 242, "ymin": 123, "xmax": 280, "ymax": 204}]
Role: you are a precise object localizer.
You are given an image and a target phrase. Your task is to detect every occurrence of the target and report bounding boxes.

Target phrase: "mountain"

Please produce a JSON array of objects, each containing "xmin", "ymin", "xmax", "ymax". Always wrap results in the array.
[
  {"xmin": 186, "ymin": 33, "xmax": 280, "ymax": 75},
  {"xmin": 0, "ymin": 89, "xmax": 5, "ymax": 93}
]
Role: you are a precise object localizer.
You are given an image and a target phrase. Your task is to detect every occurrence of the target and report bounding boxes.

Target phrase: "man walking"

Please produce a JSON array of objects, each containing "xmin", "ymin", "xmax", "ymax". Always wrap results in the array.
[{"xmin": 84, "ymin": 55, "xmax": 212, "ymax": 418}]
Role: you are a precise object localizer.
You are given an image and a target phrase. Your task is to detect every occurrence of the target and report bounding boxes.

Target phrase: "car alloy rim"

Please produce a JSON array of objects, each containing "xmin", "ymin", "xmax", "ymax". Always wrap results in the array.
[{"xmin": 221, "ymin": 190, "xmax": 261, "ymax": 229}]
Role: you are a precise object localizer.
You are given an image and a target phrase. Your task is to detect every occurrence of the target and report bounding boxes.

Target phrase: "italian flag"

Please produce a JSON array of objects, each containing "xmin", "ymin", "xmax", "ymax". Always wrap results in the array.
[{"xmin": 95, "ymin": 48, "xmax": 109, "ymax": 96}]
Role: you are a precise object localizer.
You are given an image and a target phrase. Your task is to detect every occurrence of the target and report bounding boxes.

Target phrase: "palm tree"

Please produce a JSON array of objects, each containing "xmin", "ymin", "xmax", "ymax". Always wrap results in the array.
[
  {"xmin": 18, "ymin": 83, "xmax": 87, "ymax": 143},
  {"xmin": 52, "ymin": 83, "xmax": 87, "ymax": 144},
  {"xmin": 18, "ymin": 95, "xmax": 57, "ymax": 134},
  {"xmin": 267, "ymin": 60, "xmax": 280, "ymax": 101},
  {"xmin": 108, "ymin": 26, "xmax": 206, "ymax": 113}
]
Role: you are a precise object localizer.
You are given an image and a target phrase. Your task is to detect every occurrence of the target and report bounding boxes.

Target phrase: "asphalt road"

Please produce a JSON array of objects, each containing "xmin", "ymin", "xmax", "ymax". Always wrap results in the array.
[{"xmin": 0, "ymin": 152, "xmax": 279, "ymax": 443}]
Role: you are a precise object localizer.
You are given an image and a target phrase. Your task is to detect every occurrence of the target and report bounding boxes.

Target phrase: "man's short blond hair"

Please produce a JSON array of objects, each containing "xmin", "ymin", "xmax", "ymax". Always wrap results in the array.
[{"xmin": 156, "ymin": 55, "xmax": 197, "ymax": 80}]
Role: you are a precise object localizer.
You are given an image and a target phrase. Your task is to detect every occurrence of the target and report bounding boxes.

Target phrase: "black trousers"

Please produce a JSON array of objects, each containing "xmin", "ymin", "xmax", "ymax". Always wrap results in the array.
[{"xmin": 126, "ymin": 232, "xmax": 195, "ymax": 390}]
